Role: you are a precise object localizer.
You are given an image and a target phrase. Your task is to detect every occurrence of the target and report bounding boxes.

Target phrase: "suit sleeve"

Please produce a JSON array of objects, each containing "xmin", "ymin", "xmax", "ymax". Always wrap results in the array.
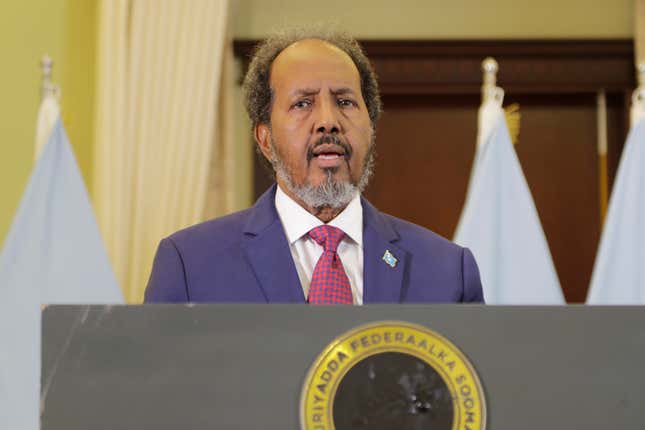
[
  {"xmin": 144, "ymin": 238, "xmax": 190, "ymax": 303},
  {"xmin": 462, "ymin": 247, "xmax": 485, "ymax": 303}
]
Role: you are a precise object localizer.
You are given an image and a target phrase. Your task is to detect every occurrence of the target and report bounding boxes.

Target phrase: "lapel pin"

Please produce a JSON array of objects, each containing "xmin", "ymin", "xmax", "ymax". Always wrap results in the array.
[{"xmin": 382, "ymin": 250, "xmax": 398, "ymax": 268}]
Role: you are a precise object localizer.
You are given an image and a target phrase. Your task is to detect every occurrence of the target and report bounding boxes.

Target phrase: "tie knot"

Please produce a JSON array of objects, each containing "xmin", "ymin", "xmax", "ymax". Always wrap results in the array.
[{"xmin": 308, "ymin": 225, "xmax": 345, "ymax": 252}]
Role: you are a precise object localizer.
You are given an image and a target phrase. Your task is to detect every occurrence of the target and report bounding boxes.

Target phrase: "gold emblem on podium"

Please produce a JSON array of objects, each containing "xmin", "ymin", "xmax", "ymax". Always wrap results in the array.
[{"xmin": 300, "ymin": 321, "xmax": 486, "ymax": 430}]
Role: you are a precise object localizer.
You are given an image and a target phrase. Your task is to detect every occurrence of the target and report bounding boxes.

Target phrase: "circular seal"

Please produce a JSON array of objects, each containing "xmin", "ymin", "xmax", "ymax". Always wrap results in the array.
[{"xmin": 300, "ymin": 321, "xmax": 486, "ymax": 430}]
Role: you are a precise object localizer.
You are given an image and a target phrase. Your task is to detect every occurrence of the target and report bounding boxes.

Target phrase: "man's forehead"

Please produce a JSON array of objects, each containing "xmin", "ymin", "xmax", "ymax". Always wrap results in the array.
[{"xmin": 270, "ymin": 39, "xmax": 361, "ymax": 91}]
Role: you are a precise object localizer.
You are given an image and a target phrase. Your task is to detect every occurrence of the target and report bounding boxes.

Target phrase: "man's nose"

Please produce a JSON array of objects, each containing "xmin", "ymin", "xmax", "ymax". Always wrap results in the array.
[{"xmin": 314, "ymin": 98, "xmax": 341, "ymax": 134}]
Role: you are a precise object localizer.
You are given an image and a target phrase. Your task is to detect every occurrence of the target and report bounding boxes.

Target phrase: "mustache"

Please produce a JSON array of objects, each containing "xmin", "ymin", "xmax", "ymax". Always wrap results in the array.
[{"xmin": 306, "ymin": 135, "xmax": 353, "ymax": 163}]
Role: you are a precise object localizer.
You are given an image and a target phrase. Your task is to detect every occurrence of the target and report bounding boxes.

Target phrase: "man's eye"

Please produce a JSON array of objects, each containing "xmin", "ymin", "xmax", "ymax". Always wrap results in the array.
[
  {"xmin": 338, "ymin": 99, "xmax": 355, "ymax": 107},
  {"xmin": 293, "ymin": 100, "xmax": 312, "ymax": 109}
]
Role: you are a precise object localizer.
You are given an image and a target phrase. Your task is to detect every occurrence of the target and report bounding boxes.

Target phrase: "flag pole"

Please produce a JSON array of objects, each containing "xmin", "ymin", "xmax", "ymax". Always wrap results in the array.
[
  {"xmin": 636, "ymin": 0, "xmax": 644, "ymax": 69},
  {"xmin": 587, "ymin": 61, "xmax": 645, "ymax": 304},
  {"xmin": 481, "ymin": 57, "xmax": 501, "ymax": 107},
  {"xmin": 631, "ymin": 63, "xmax": 645, "ymax": 128},
  {"xmin": 39, "ymin": 55, "xmax": 56, "ymax": 101},
  {"xmin": 481, "ymin": 57, "xmax": 520, "ymax": 145},
  {"xmin": 596, "ymin": 90, "xmax": 608, "ymax": 227},
  {"xmin": 456, "ymin": 57, "xmax": 564, "ymax": 304},
  {"xmin": 477, "ymin": 58, "xmax": 504, "ymax": 150},
  {"xmin": 35, "ymin": 55, "xmax": 60, "ymax": 161}
]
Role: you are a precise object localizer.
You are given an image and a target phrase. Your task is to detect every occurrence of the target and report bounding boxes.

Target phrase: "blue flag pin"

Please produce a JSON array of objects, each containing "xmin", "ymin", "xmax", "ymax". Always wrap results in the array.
[{"xmin": 382, "ymin": 250, "xmax": 398, "ymax": 268}]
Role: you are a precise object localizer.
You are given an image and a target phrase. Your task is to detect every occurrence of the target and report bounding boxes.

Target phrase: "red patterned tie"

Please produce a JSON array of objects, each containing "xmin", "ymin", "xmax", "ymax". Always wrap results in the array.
[{"xmin": 307, "ymin": 225, "xmax": 353, "ymax": 304}]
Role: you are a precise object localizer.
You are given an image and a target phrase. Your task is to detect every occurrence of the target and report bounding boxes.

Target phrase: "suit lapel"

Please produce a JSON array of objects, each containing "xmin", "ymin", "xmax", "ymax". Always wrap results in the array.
[
  {"xmin": 242, "ymin": 186, "xmax": 305, "ymax": 303},
  {"xmin": 362, "ymin": 199, "xmax": 408, "ymax": 303}
]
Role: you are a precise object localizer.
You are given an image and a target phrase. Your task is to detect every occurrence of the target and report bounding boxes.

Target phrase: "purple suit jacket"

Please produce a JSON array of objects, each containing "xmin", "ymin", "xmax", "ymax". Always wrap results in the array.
[{"xmin": 145, "ymin": 186, "xmax": 483, "ymax": 303}]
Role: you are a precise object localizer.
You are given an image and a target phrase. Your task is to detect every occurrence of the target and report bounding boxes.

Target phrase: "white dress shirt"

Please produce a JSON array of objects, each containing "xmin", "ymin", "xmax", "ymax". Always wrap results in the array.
[{"xmin": 274, "ymin": 185, "xmax": 364, "ymax": 304}]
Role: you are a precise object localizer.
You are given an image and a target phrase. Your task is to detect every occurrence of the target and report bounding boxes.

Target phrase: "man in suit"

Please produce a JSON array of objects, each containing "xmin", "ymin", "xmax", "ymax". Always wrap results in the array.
[{"xmin": 145, "ymin": 28, "xmax": 483, "ymax": 304}]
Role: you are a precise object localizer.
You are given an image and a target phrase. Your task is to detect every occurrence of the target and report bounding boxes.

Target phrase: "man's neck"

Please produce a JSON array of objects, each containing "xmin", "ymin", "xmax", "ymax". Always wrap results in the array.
[
  {"xmin": 311, "ymin": 206, "xmax": 344, "ymax": 223},
  {"xmin": 277, "ymin": 182, "xmax": 348, "ymax": 223}
]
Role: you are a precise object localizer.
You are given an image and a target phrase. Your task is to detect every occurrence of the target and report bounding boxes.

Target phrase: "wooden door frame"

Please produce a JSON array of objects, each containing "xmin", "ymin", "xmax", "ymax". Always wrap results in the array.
[{"xmin": 234, "ymin": 39, "xmax": 635, "ymax": 95}]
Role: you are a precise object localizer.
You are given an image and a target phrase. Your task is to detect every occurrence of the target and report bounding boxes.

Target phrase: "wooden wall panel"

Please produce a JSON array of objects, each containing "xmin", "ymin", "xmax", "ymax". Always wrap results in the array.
[
  {"xmin": 364, "ymin": 94, "xmax": 478, "ymax": 240},
  {"xmin": 510, "ymin": 95, "xmax": 599, "ymax": 302}
]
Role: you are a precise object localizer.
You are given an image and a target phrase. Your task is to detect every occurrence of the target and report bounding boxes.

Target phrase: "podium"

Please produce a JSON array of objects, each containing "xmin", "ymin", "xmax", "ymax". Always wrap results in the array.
[{"xmin": 42, "ymin": 305, "xmax": 645, "ymax": 429}]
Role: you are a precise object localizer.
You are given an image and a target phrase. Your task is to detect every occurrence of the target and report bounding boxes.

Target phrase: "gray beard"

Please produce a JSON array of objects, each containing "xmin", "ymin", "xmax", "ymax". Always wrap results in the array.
[{"xmin": 269, "ymin": 140, "xmax": 375, "ymax": 211}]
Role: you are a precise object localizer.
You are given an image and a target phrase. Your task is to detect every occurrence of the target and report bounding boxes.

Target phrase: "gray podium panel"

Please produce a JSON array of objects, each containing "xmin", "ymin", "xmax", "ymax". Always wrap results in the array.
[{"xmin": 42, "ymin": 305, "xmax": 645, "ymax": 429}]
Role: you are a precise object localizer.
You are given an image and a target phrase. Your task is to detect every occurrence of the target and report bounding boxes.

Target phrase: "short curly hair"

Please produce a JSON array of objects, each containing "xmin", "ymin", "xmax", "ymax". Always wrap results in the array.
[{"xmin": 242, "ymin": 26, "xmax": 382, "ymax": 131}]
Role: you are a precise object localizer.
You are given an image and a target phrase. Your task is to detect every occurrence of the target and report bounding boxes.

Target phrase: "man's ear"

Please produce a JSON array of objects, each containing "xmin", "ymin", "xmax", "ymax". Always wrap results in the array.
[{"xmin": 254, "ymin": 123, "xmax": 272, "ymax": 161}]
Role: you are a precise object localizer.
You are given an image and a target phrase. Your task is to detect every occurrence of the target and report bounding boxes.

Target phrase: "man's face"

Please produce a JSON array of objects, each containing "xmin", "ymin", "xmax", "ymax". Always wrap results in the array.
[{"xmin": 256, "ymin": 39, "xmax": 374, "ymax": 209}]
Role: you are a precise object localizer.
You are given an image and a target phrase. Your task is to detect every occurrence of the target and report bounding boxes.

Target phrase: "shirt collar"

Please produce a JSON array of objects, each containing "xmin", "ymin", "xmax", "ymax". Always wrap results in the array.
[{"xmin": 275, "ymin": 185, "xmax": 363, "ymax": 247}]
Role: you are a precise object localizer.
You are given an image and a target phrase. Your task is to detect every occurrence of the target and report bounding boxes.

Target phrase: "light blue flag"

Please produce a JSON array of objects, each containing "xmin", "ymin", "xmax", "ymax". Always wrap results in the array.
[
  {"xmin": 454, "ymin": 114, "xmax": 565, "ymax": 304},
  {"xmin": 0, "ymin": 119, "xmax": 123, "ymax": 429},
  {"xmin": 587, "ymin": 119, "xmax": 645, "ymax": 304}
]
